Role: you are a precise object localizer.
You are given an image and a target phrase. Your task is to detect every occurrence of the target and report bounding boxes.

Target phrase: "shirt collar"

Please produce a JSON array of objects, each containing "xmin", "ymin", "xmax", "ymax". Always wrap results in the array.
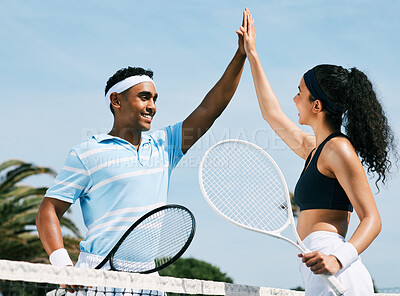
[
  {"xmin": 92, "ymin": 134, "xmax": 115, "ymax": 142},
  {"xmin": 92, "ymin": 133, "xmax": 152, "ymax": 144}
]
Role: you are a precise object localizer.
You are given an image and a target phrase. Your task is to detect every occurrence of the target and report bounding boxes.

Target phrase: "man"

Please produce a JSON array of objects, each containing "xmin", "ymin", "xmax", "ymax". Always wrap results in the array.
[{"xmin": 36, "ymin": 31, "xmax": 246, "ymax": 278}]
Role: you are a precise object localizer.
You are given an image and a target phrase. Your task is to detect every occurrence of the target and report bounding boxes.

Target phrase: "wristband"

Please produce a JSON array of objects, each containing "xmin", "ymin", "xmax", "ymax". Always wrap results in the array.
[
  {"xmin": 331, "ymin": 242, "xmax": 358, "ymax": 270},
  {"xmin": 49, "ymin": 248, "xmax": 73, "ymax": 266}
]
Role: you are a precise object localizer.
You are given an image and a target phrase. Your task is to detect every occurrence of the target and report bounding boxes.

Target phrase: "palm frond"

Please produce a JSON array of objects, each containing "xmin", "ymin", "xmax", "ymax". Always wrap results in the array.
[
  {"xmin": 0, "ymin": 166, "xmax": 56, "ymax": 193},
  {"xmin": 2, "ymin": 208, "xmax": 38, "ymax": 227},
  {"xmin": 0, "ymin": 159, "xmax": 25, "ymax": 174},
  {"xmin": 0, "ymin": 158, "xmax": 82, "ymax": 263},
  {"xmin": 2, "ymin": 186, "xmax": 48, "ymax": 200}
]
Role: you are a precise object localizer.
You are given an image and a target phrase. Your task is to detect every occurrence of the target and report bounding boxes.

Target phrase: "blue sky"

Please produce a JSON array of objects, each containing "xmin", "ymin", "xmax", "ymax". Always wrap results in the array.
[{"xmin": 1, "ymin": 0, "xmax": 399, "ymax": 291}]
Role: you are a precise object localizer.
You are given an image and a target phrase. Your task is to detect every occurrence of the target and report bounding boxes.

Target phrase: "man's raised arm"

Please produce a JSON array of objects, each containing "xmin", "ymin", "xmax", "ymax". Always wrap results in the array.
[{"xmin": 181, "ymin": 31, "xmax": 246, "ymax": 153}]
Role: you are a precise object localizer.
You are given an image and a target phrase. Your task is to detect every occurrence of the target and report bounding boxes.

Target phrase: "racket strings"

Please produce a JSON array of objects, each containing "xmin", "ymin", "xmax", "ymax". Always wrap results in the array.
[
  {"xmin": 201, "ymin": 141, "xmax": 290, "ymax": 233},
  {"xmin": 112, "ymin": 208, "xmax": 193, "ymax": 272}
]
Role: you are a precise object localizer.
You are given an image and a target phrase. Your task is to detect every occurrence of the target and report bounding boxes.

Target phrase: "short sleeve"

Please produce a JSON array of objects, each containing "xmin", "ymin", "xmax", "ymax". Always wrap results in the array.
[
  {"xmin": 45, "ymin": 149, "xmax": 91, "ymax": 203},
  {"xmin": 164, "ymin": 121, "xmax": 184, "ymax": 170}
]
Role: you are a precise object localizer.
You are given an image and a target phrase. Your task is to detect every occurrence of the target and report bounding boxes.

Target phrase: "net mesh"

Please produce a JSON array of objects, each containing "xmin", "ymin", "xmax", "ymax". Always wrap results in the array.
[
  {"xmin": 0, "ymin": 260, "xmax": 398, "ymax": 296},
  {"xmin": 200, "ymin": 141, "xmax": 290, "ymax": 233},
  {"xmin": 0, "ymin": 260, "xmax": 303, "ymax": 296}
]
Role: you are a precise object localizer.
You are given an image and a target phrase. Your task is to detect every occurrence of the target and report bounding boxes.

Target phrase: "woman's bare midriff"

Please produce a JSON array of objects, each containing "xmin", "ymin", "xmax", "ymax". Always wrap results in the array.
[{"xmin": 297, "ymin": 209, "xmax": 351, "ymax": 241}]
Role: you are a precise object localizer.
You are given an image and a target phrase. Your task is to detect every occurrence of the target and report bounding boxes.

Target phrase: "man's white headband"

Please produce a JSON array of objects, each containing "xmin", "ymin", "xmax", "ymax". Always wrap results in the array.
[{"xmin": 105, "ymin": 75, "xmax": 155, "ymax": 104}]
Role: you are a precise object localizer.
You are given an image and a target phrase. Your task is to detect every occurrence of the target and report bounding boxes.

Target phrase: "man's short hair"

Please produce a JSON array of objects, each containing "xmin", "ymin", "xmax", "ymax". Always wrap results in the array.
[
  {"xmin": 105, "ymin": 67, "xmax": 154, "ymax": 114},
  {"xmin": 105, "ymin": 66, "xmax": 154, "ymax": 95}
]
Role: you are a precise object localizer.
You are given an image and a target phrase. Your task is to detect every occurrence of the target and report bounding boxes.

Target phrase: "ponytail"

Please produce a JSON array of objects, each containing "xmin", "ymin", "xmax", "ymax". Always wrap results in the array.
[{"xmin": 312, "ymin": 65, "xmax": 397, "ymax": 188}]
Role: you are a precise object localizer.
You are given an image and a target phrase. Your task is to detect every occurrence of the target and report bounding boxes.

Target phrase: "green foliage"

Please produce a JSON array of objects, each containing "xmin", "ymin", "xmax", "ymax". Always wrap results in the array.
[
  {"xmin": 292, "ymin": 285, "xmax": 305, "ymax": 291},
  {"xmin": 0, "ymin": 159, "xmax": 81, "ymax": 263},
  {"xmin": 290, "ymin": 192, "xmax": 300, "ymax": 218},
  {"xmin": 159, "ymin": 257, "xmax": 234, "ymax": 283}
]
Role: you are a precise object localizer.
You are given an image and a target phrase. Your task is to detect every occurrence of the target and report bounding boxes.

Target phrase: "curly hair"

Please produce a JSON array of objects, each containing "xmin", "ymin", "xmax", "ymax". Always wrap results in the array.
[
  {"xmin": 105, "ymin": 66, "xmax": 154, "ymax": 114},
  {"xmin": 310, "ymin": 64, "xmax": 397, "ymax": 188}
]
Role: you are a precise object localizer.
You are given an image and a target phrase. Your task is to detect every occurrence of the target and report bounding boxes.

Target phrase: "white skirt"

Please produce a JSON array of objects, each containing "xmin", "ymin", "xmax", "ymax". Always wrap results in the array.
[{"xmin": 299, "ymin": 231, "xmax": 374, "ymax": 296}]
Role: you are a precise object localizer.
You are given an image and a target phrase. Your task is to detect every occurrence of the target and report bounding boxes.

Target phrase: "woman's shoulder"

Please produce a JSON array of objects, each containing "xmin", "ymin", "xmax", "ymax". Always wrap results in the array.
[
  {"xmin": 322, "ymin": 135, "xmax": 359, "ymax": 169},
  {"xmin": 326, "ymin": 135, "xmax": 354, "ymax": 153}
]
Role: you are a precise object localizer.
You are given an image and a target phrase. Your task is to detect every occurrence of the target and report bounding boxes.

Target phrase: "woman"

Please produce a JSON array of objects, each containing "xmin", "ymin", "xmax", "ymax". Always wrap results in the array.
[{"xmin": 237, "ymin": 8, "xmax": 396, "ymax": 295}]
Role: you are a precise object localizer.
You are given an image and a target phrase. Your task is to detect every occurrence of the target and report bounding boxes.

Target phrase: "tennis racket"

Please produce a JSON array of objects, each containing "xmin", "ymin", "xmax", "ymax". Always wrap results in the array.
[
  {"xmin": 48, "ymin": 204, "xmax": 195, "ymax": 295},
  {"xmin": 198, "ymin": 139, "xmax": 346, "ymax": 296}
]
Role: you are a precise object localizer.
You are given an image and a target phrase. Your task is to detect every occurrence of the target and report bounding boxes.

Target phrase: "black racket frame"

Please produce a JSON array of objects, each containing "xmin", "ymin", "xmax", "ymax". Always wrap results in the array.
[{"xmin": 95, "ymin": 204, "xmax": 196, "ymax": 274}]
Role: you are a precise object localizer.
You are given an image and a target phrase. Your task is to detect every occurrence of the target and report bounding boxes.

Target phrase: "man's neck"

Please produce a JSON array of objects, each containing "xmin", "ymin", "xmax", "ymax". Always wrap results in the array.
[{"xmin": 109, "ymin": 127, "xmax": 142, "ymax": 150}]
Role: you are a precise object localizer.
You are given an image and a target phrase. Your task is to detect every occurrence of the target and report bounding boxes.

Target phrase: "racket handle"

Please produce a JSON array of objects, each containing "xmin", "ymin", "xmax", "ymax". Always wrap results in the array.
[{"xmin": 321, "ymin": 274, "xmax": 346, "ymax": 295}]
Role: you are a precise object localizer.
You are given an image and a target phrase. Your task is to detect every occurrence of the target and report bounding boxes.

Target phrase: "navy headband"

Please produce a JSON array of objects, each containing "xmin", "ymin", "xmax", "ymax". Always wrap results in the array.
[{"xmin": 303, "ymin": 68, "xmax": 344, "ymax": 115}]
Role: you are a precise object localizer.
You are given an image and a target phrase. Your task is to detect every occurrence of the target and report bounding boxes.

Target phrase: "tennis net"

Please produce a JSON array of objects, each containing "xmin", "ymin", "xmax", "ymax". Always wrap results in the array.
[{"xmin": 0, "ymin": 259, "xmax": 398, "ymax": 296}]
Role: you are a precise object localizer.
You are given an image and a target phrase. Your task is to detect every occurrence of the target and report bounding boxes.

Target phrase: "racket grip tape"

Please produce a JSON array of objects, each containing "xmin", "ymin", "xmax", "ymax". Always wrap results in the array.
[{"xmin": 321, "ymin": 274, "xmax": 346, "ymax": 295}]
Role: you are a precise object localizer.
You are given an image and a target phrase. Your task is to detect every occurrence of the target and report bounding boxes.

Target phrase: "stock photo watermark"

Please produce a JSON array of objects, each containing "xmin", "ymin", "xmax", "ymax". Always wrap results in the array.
[{"xmin": 80, "ymin": 127, "xmax": 309, "ymax": 169}]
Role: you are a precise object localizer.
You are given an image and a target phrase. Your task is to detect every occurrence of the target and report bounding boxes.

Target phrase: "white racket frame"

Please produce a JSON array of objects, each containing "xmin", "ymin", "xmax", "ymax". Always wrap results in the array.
[{"xmin": 198, "ymin": 139, "xmax": 346, "ymax": 296}]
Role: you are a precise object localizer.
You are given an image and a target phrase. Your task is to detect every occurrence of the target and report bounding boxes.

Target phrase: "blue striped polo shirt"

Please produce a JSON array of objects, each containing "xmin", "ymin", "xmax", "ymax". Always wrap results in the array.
[{"xmin": 45, "ymin": 122, "xmax": 184, "ymax": 257}]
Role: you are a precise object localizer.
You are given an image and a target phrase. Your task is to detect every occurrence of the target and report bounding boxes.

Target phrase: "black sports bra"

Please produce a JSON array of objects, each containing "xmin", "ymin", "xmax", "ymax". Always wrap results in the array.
[{"xmin": 294, "ymin": 132, "xmax": 353, "ymax": 212}]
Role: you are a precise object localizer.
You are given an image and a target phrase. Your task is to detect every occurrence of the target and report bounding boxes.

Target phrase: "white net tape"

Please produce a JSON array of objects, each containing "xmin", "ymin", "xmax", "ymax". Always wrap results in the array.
[{"xmin": 0, "ymin": 260, "xmax": 398, "ymax": 296}]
